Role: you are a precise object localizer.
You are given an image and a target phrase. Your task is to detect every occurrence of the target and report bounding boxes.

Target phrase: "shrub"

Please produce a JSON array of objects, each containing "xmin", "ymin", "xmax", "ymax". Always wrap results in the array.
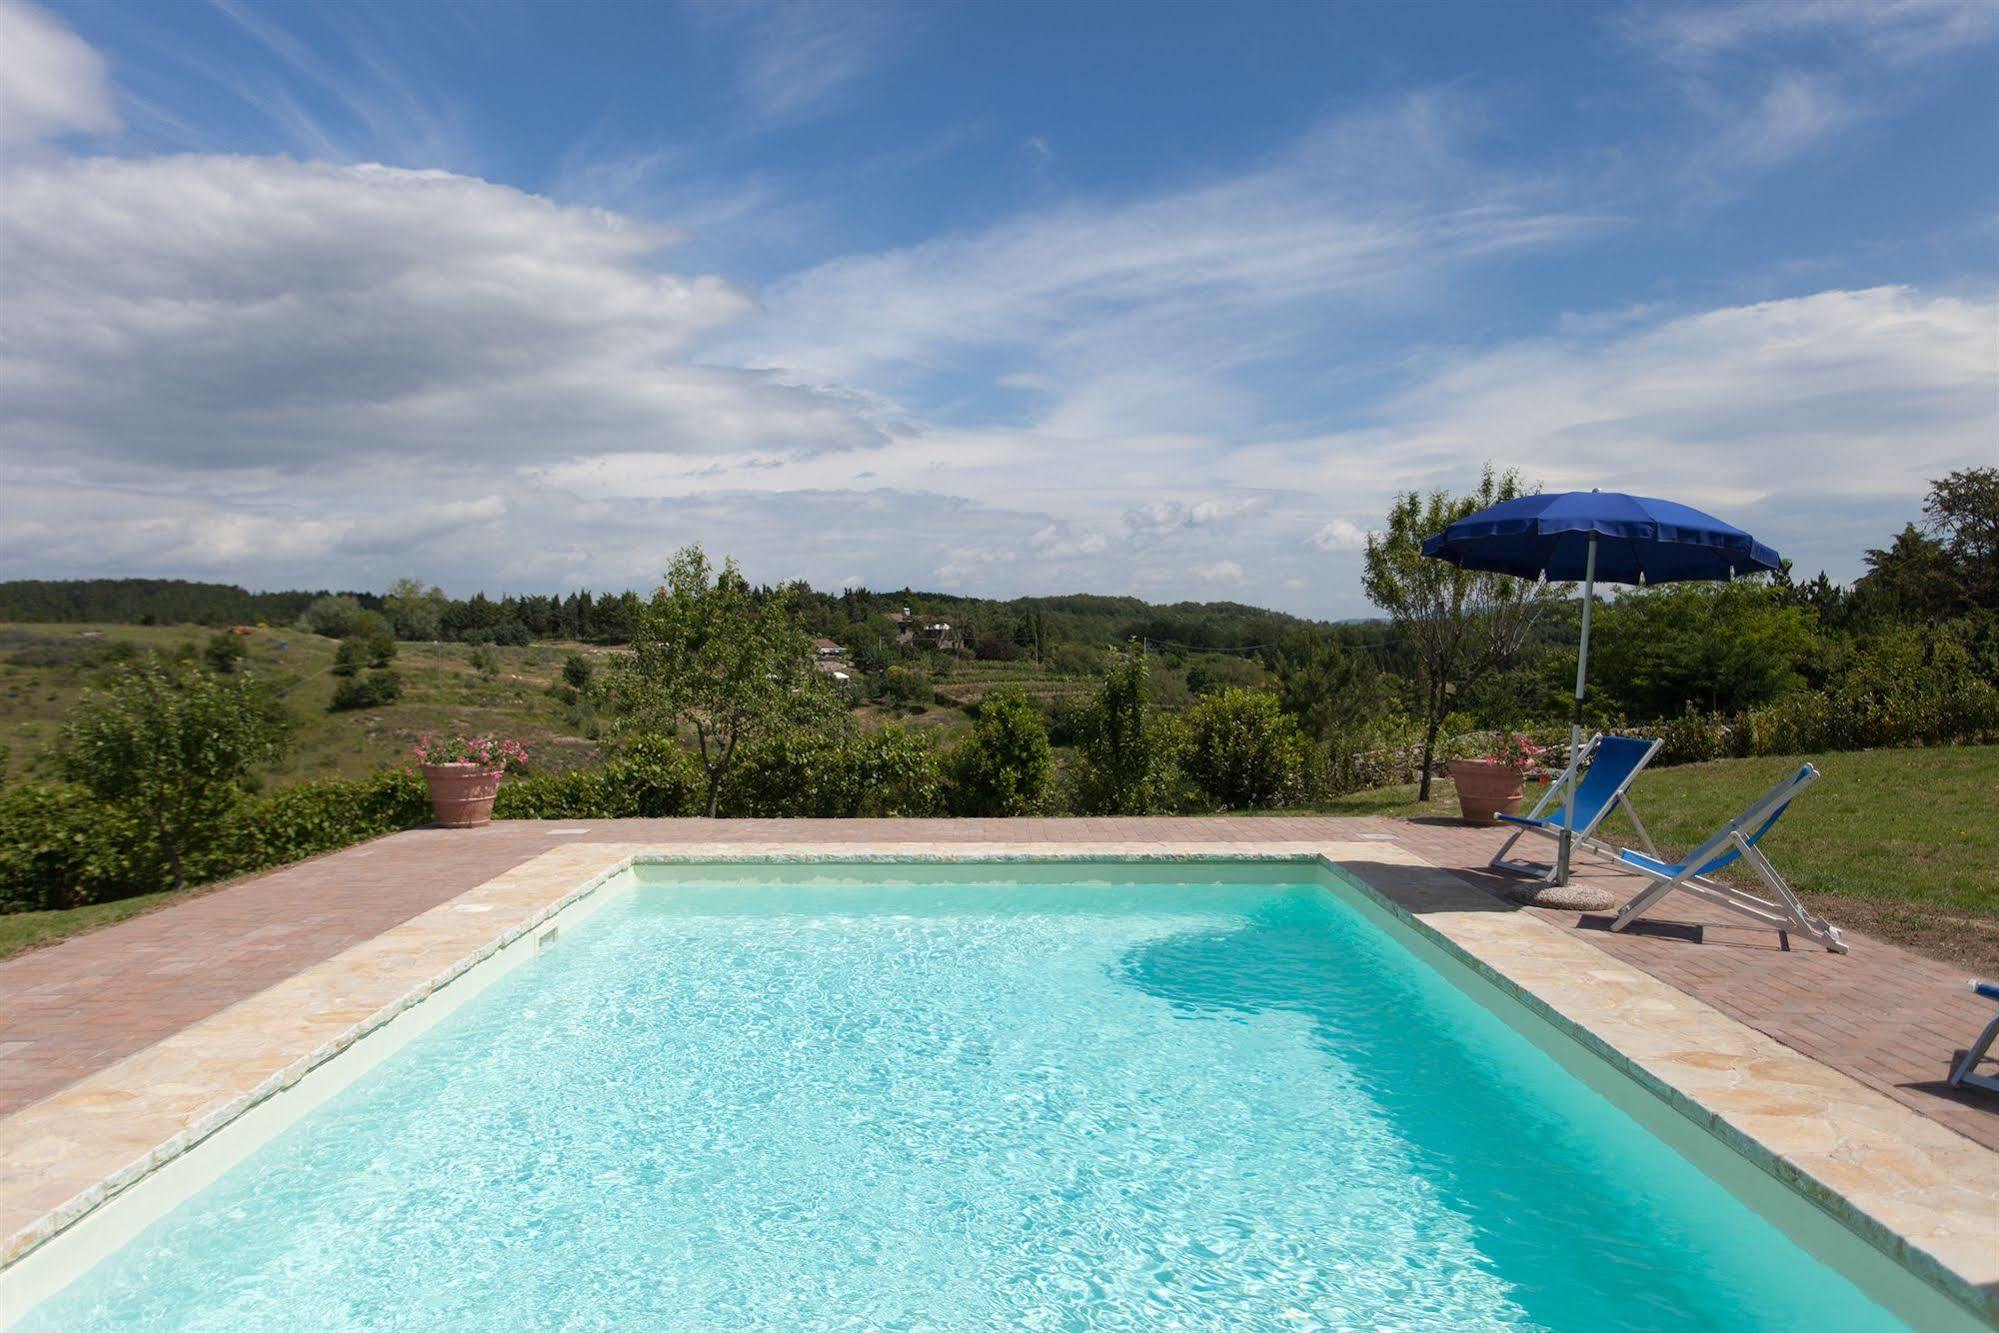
[
  {"xmin": 332, "ymin": 629, "xmax": 396, "ymax": 677},
  {"xmin": 494, "ymin": 734, "xmax": 702, "ymax": 818},
  {"xmin": 1070, "ymin": 652, "xmax": 1178, "ymax": 814},
  {"xmin": 468, "ymin": 646, "xmax": 497, "ymax": 675},
  {"xmin": 300, "ymin": 594, "xmax": 367, "ymax": 639},
  {"xmin": 329, "ymin": 668, "xmax": 403, "ymax": 711},
  {"xmin": 562, "ymin": 653, "xmax": 594, "ymax": 690},
  {"xmin": 0, "ymin": 780, "xmax": 158, "ymax": 912},
  {"xmin": 208, "ymin": 769, "xmax": 431, "ymax": 877},
  {"xmin": 491, "ymin": 620, "xmax": 532, "ymax": 647},
  {"xmin": 59, "ymin": 660, "xmax": 289, "ymax": 889},
  {"xmin": 1180, "ymin": 688, "xmax": 1304, "ymax": 810},
  {"xmin": 203, "ymin": 632, "xmax": 248, "ymax": 674},
  {"xmin": 944, "ymin": 685, "xmax": 1054, "ymax": 815},
  {"xmin": 721, "ymin": 726, "xmax": 942, "ymax": 818},
  {"xmin": 879, "ymin": 667, "xmax": 933, "ymax": 709}
]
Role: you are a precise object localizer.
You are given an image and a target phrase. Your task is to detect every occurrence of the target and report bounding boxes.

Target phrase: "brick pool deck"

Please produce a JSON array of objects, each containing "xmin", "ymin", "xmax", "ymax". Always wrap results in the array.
[{"xmin": 3, "ymin": 815, "xmax": 1998, "ymax": 1323}]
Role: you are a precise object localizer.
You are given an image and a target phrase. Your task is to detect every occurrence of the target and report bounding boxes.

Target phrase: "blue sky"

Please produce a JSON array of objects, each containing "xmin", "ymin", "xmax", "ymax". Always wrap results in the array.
[{"xmin": 2, "ymin": 0, "xmax": 1994, "ymax": 616}]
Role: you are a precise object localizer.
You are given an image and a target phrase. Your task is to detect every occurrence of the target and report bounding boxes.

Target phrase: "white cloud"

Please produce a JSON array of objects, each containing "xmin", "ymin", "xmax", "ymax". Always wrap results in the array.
[
  {"xmin": 1234, "ymin": 286, "xmax": 1999, "ymax": 587},
  {"xmin": 1307, "ymin": 520, "xmax": 1369, "ymax": 552},
  {"xmin": 0, "ymin": 155, "xmax": 883, "ymax": 471},
  {"xmin": 1190, "ymin": 560, "xmax": 1245, "ymax": 585},
  {"xmin": 0, "ymin": 0, "xmax": 118, "ymax": 148},
  {"xmin": 1122, "ymin": 497, "xmax": 1266, "ymax": 542}
]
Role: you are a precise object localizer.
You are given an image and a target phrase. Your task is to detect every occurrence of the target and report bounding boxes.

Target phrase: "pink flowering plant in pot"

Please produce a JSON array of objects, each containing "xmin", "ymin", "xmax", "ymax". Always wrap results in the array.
[
  {"xmin": 411, "ymin": 733, "xmax": 529, "ymax": 828},
  {"xmin": 1445, "ymin": 732, "xmax": 1543, "ymax": 826}
]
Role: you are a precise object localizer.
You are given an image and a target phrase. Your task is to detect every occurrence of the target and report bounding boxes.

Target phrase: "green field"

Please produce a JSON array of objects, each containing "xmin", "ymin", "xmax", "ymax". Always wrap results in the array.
[
  {"xmin": 0, "ymin": 623, "xmax": 619, "ymax": 786},
  {"xmin": 1310, "ymin": 745, "xmax": 1999, "ymax": 969}
]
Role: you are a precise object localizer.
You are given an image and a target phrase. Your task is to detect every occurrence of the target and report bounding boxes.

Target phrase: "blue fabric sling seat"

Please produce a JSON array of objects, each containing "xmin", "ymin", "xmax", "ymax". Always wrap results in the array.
[
  {"xmin": 1608, "ymin": 764, "xmax": 1845, "ymax": 953},
  {"xmin": 1488, "ymin": 734, "xmax": 1662, "ymax": 882},
  {"xmin": 1498, "ymin": 735, "xmax": 1656, "ymax": 834},
  {"xmin": 1615, "ymin": 795, "xmax": 1793, "ymax": 880}
]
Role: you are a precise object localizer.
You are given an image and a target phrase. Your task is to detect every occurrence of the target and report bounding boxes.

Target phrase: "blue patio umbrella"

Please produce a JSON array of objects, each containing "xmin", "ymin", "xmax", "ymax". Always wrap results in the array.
[{"xmin": 1422, "ymin": 490, "xmax": 1783, "ymax": 882}]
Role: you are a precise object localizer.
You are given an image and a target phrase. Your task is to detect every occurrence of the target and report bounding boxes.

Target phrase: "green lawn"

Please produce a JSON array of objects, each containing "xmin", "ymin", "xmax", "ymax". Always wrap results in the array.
[
  {"xmin": 1308, "ymin": 744, "xmax": 1999, "ymax": 968},
  {"xmin": 0, "ymin": 889, "xmax": 184, "ymax": 961}
]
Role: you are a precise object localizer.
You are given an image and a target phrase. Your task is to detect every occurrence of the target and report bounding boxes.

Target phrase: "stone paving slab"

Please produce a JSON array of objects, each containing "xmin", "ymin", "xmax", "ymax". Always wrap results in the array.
[{"xmin": 2, "ymin": 836, "xmax": 1995, "ymax": 1324}]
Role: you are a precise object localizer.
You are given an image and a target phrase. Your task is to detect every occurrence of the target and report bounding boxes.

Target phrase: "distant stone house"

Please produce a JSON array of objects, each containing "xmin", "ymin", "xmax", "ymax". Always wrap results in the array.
[
  {"xmin": 887, "ymin": 609, "xmax": 960, "ymax": 652},
  {"xmin": 812, "ymin": 637, "xmax": 845, "ymax": 657}
]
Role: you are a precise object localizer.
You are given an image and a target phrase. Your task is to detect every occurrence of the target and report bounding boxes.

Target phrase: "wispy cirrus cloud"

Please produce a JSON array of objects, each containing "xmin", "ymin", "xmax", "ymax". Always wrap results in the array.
[
  {"xmin": 1627, "ymin": 0, "xmax": 1999, "ymax": 179},
  {"xmin": 741, "ymin": 91, "xmax": 1604, "ymax": 395},
  {"xmin": 684, "ymin": 0, "xmax": 900, "ymax": 124},
  {"xmin": 1640, "ymin": 0, "xmax": 1999, "ymax": 67}
]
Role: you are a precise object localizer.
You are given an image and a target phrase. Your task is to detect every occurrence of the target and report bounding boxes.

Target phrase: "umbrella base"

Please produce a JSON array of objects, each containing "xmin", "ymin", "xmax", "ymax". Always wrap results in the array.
[{"xmin": 1508, "ymin": 883, "xmax": 1618, "ymax": 912}]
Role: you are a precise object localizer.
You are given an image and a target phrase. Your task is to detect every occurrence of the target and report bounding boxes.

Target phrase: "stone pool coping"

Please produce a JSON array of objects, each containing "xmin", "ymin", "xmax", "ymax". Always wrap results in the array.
[{"xmin": 2, "ymin": 839, "xmax": 1995, "ymax": 1323}]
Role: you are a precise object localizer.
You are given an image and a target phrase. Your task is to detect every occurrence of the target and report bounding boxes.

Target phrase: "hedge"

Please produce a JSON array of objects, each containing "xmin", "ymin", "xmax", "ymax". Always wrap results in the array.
[
  {"xmin": 0, "ymin": 780, "xmax": 160, "ymax": 913},
  {"xmin": 720, "ymin": 727, "xmax": 942, "ymax": 818},
  {"xmin": 0, "ymin": 768, "xmax": 431, "ymax": 915},
  {"xmin": 494, "ymin": 736, "xmax": 703, "ymax": 819}
]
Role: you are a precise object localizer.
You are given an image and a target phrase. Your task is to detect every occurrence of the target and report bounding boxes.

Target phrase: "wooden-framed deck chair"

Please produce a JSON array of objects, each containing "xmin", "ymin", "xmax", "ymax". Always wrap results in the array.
[
  {"xmin": 1948, "ymin": 981, "xmax": 1999, "ymax": 1095},
  {"xmin": 1608, "ymin": 763, "xmax": 1845, "ymax": 953},
  {"xmin": 1490, "ymin": 734, "xmax": 1663, "ymax": 882}
]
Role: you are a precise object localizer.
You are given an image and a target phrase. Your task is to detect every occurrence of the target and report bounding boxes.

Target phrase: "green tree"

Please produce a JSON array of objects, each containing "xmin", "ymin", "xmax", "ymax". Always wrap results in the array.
[
  {"xmin": 879, "ymin": 666, "xmax": 933, "ymax": 709},
  {"xmin": 59, "ymin": 660, "xmax": 288, "ymax": 890},
  {"xmin": 300, "ymin": 594, "xmax": 366, "ymax": 638},
  {"xmin": 622, "ymin": 545, "xmax": 824, "ymax": 818},
  {"xmin": 1071, "ymin": 648, "xmax": 1177, "ymax": 814},
  {"xmin": 1856, "ymin": 524, "xmax": 1964, "ymax": 623},
  {"xmin": 561, "ymin": 652, "xmax": 594, "ymax": 690},
  {"xmin": 1180, "ymin": 688, "xmax": 1303, "ymax": 810},
  {"xmin": 1270, "ymin": 631, "xmax": 1382, "ymax": 742},
  {"xmin": 944, "ymin": 685, "xmax": 1055, "ymax": 815},
  {"xmin": 1923, "ymin": 466, "xmax": 1999, "ymax": 610},
  {"xmin": 383, "ymin": 578, "xmax": 449, "ymax": 641},
  {"xmin": 1363, "ymin": 467, "xmax": 1560, "ymax": 799},
  {"xmin": 203, "ymin": 632, "xmax": 248, "ymax": 674},
  {"xmin": 1585, "ymin": 583, "xmax": 1817, "ymax": 718},
  {"xmin": 333, "ymin": 625, "xmax": 398, "ymax": 677},
  {"xmin": 329, "ymin": 668, "xmax": 403, "ymax": 711}
]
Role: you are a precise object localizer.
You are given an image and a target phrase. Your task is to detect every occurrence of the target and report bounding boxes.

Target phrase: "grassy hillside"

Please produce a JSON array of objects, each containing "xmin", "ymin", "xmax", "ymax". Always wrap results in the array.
[
  {"xmin": 1311, "ymin": 745, "xmax": 1999, "ymax": 969},
  {"xmin": 0, "ymin": 624, "xmax": 620, "ymax": 785}
]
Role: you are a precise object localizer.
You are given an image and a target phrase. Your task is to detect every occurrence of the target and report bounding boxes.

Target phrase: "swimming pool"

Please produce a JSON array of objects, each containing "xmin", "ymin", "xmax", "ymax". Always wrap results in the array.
[{"xmin": 10, "ymin": 862, "xmax": 1971, "ymax": 1329}]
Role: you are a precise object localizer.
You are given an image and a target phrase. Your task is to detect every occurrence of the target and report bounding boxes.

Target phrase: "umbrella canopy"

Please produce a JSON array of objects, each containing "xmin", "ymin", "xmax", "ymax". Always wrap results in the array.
[
  {"xmin": 1421, "ymin": 490, "xmax": 1782, "ymax": 583},
  {"xmin": 1421, "ymin": 489, "xmax": 1782, "ymax": 885}
]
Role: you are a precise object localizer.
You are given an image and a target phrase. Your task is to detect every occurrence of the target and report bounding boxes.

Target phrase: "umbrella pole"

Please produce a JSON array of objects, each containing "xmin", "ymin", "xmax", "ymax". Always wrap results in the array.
[{"xmin": 1556, "ymin": 532, "xmax": 1598, "ymax": 885}]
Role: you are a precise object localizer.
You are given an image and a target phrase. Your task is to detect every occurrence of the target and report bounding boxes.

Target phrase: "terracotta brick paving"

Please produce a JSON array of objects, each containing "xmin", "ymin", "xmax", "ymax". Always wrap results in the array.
[{"xmin": 2, "ymin": 816, "xmax": 1994, "ymax": 1151}]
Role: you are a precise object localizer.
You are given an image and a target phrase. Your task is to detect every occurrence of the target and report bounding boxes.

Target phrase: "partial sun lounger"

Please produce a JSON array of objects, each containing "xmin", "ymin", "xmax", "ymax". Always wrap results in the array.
[
  {"xmin": 1949, "ymin": 981, "xmax": 1999, "ymax": 1095},
  {"xmin": 1490, "ymin": 734, "xmax": 1663, "ymax": 882},
  {"xmin": 1609, "ymin": 763, "xmax": 1845, "ymax": 953}
]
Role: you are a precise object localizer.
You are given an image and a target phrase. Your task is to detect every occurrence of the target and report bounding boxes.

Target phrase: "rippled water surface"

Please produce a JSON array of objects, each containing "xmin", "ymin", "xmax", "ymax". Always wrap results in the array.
[{"xmin": 28, "ymin": 876, "xmax": 1910, "ymax": 1330}]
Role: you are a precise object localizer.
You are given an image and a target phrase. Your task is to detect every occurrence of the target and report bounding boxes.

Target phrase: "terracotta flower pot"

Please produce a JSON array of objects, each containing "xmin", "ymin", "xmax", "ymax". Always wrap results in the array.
[
  {"xmin": 1447, "ymin": 758, "xmax": 1526, "ymax": 825},
  {"xmin": 421, "ymin": 763, "xmax": 503, "ymax": 828}
]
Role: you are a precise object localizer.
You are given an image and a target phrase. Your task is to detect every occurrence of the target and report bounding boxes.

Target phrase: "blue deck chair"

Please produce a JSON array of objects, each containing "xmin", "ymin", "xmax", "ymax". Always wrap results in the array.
[
  {"xmin": 1490, "ymin": 734, "xmax": 1663, "ymax": 883},
  {"xmin": 1609, "ymin": 764, "xmax": 1845, "ymax": 953},
  {"xmin": 1949, "ymin": 982, "xmax": 1999, "ymax": 1095}
]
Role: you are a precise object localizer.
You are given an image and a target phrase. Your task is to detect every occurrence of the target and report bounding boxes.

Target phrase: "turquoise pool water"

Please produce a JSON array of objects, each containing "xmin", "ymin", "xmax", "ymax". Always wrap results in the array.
[{"xmin": 23, "ymin": 868, "xmax": 1929, "ymax": 1329}]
